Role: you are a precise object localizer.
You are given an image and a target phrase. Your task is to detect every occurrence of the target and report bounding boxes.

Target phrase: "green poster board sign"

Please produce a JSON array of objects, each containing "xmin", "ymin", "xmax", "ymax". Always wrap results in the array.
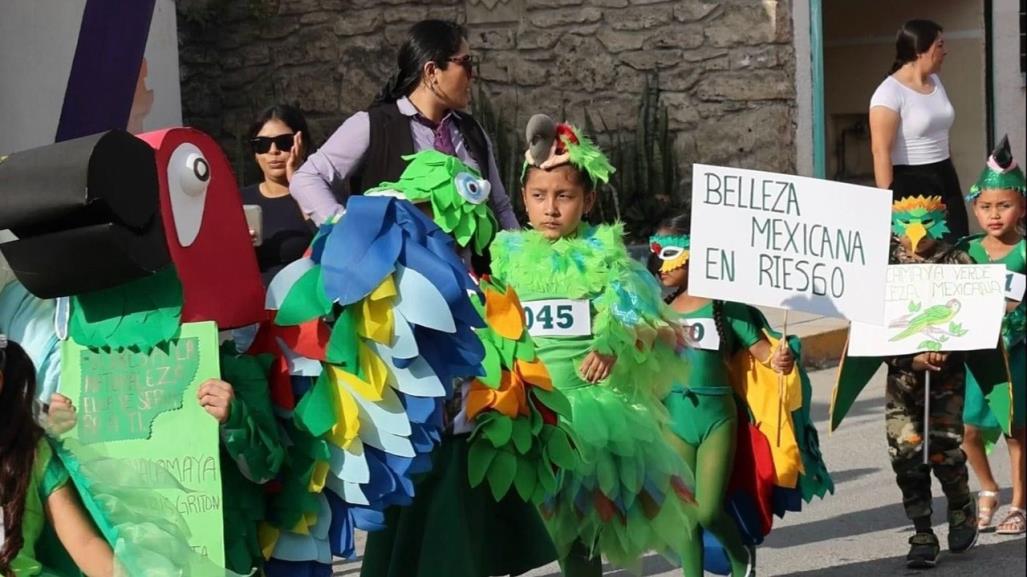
[{"xmin": 60, "ymin": 321, "xmax": 226, "ymax": 568}]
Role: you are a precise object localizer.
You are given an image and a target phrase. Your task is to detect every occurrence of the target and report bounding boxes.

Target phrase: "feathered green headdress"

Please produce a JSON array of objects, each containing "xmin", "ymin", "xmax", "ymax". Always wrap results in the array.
[
  {"xmin": 967, "ymin": 135, "xmax": 1026, "ymax": 200},
  {"xmin": 365, "ymin": 150, "xmax": 497, "ymax": 254},
  {"xmin": 522, "ymin": 114, "xmax": 614, "ymax": 185}
]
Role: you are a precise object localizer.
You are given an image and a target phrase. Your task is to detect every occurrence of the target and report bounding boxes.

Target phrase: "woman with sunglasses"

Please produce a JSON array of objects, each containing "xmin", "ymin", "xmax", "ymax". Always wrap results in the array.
[
  {"xmin": 241, "ymin": 104, "xmax": 316, "ymax": 285},
  {"xmin": 289, "ymin": 19, "xmax": 519, "ymax": 235}
]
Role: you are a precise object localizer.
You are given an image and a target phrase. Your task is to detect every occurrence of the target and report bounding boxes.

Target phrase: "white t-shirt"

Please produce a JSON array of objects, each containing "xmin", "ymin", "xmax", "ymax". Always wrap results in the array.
[{"xmin": 869, "ymin": 74, "xmax": 954, "ymax": 166}]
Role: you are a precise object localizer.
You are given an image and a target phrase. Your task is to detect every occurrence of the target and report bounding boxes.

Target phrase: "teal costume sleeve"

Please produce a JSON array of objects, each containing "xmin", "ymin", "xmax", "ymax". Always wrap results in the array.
[
  {"xmin": 0, "ymin": 280, "xmax": 61, "ymax": 402},
  {"xmin": 723, "ymin": 301, "xmax": 763, "ymax": 350},
  {"xmin": 40, "ymin": 448, "xmax": 71, "ymax": 499},
  {"xmin": 218, "ymin": 345, "xmax": 285, "ymax": 484}
]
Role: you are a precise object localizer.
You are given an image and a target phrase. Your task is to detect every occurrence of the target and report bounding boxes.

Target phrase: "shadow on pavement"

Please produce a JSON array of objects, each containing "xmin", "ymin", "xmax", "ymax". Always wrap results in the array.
[
  {"xmin": 779, "ymin": 536, "xmax": 1027, "ymax": 576},
  {"xmin": 826, "ymin": 467, "xmax": 880, "ymax": 485},
  {"xmin": 764, "ymin": 489, "xmax": 1014, "ymax": 549}
]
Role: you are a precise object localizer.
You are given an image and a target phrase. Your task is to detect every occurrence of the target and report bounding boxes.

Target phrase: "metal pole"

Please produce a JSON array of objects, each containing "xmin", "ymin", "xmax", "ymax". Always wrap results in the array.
[{"xmin": 923, "ymin": 370, "xmax": 931, "ymax": 465}]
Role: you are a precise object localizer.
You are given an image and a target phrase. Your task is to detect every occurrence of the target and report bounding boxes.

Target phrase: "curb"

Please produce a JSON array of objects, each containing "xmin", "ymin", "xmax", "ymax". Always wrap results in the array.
[{"xmin": 796, "ymin": 326, "xmax": 848, "ymax": 369}]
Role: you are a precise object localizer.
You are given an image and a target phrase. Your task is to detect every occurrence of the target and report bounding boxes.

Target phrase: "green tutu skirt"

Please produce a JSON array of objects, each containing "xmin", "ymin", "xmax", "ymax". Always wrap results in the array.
[
  {"xmin": 540, "ymin": 382, "xmax": 691, "ymax": 568},
  {"xmin": 360, "ymin": 435, "xmax": 557, "ymax": 577}
]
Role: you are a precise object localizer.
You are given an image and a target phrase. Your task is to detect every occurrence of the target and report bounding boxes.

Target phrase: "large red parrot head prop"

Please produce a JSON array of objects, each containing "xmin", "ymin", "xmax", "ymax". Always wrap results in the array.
[{"xmin": 0, "ymin": 127, "xmax": 264, "ymax": 330}]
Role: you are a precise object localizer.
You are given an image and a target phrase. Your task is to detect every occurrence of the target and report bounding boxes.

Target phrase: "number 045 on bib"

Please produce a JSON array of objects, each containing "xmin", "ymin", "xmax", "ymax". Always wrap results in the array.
[{"xmin": 521, "ymin": 299, "xmax": 592, "ymax": 337}]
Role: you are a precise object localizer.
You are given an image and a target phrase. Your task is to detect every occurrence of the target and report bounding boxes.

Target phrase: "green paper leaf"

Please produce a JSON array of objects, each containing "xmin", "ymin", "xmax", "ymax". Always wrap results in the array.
[
  {"xmin": 474, "ymin": 211, "xmax": 495, "ymax": 255},
  {"xmin": 480, "ymin": 341, "xmax": 502, "ymax": 389},
  {"xmin": 511, "ymin": 417, "xmax": 533, "ymax": 454},
  {"xmin": 918, "ymin": 339, "xmax": 942, "ymax": 351},
  {"xmin": 537, "ymin": 459, "xmax": 558, "ymax": 494},
  {"xmin": 294, "ymin": 371, "xmax": 336, "ymax": 437},
  {"xmin": 513, "ymin": 457, "xmax": 538, "ymax": 502},
  {"xmin": 454, "ymin": 213, "xmax": 474, "ymax": 247},
  {"xmin": 544, "ymin": 427, "xmax": 577, "ymax": 469},
  {"xmin": 70, "ymin": 267, "xmax": 183, "ymax": 351},
  {"xmin": 529, "ymin": 406, "xmax": 544, "ymax": 435},
  {"xmin": 276, "ymin": 265, "xmax": 331, "ymax": 326},
  {"xmin": 326, "ymin": 308, "xmax": 359, "ymax": 369},
  {"xmin": 468, "ymin": 438, "xmax": 498, "ymax": 487},
  {"xmin": 534, "ymin": 388, "xmax": 572, "ymax": 419},
  {"xmin": 497, "ymin": 332, "xmax": 518, "ymax": 367},
  {"xmin": 485, "ymin": 415, "xmax": 513, "ymax": 448},
  {"xmin": 487, "ymin": 450, "xmax": 517, "ymax": 501},
  {"xmin": 908, "ymin": 300, "xmax": 921, "ymax": 313}
]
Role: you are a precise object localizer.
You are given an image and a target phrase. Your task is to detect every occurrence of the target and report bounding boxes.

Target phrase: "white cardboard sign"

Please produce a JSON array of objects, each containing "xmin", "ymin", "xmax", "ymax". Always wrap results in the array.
[
  {"xmin": 688, "ymin": 164, "xmax": 893, "ymax": 323},
  {"xmin": 1006, "ymin": 271, "xmax": 1025, "ymax": 302},
  {"xmin": 847, "ymin": 264, "xmax": 1007, "ymax": 356}
]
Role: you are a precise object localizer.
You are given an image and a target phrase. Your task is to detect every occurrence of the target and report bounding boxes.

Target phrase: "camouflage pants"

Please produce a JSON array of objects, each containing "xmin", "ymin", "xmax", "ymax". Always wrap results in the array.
[{"xmin": 885, "ymin": 366, "xmax": 970, "ymax": 521}]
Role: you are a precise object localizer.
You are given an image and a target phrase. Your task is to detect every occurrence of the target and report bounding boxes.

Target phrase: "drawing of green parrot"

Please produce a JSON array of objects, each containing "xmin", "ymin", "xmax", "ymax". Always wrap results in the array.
[
  {"xmin": 891, "ymin": 195, "xmax": 950, "ymax": 252},
  {"xmin": 890, "ymin": 298, "xmax": 961, "ymax": 341}
]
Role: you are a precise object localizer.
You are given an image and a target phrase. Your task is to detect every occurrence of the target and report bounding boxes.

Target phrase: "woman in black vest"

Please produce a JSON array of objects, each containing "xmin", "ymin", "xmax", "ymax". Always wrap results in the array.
[{"xmin": 289, "ymin": 19, "xmax": 519, "ymax": 231}]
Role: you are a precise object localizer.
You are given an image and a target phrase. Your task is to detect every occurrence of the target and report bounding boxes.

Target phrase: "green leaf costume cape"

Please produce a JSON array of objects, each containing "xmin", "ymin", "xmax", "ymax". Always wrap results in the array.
[{"xmin": 491, "ymin": 223, "xmax": 695, "ymax": 567}]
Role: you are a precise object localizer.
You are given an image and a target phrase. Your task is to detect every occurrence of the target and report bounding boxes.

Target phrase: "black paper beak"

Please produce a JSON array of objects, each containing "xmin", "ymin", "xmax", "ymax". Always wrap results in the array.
[{"xmin": 0, "ymin": 130, "xmax": 170, "ymax": 298}]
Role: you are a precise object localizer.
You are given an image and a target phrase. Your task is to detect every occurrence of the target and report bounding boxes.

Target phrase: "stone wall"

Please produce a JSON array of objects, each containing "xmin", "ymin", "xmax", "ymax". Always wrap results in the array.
[{"xmin": 178, "ymin": 0, "xmax": 796, "ymax": 188}]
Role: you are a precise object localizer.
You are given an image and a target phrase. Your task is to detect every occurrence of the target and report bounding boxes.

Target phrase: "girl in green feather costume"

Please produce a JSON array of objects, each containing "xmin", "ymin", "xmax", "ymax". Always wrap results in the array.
[{"xmin": 489, "ymin": 116, "xmax": 694, "ymax": 576}]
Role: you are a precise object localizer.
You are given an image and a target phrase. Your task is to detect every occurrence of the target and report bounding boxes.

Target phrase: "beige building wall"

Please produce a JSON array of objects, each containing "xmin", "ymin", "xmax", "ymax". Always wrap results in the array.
[
  {"xmin": 822, "ymin": 0, "xmax": 985, "ymax": 195},
  {"xmin": 992, "ymin": 0, "xmax": 1026, "ymax": 165}
]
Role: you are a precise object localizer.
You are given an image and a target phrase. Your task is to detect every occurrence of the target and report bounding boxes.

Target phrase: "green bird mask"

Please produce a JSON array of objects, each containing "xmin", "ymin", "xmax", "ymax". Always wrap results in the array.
[{"xmin": 891, "ymin": 195, "xmax": 949, "ymax": 252}]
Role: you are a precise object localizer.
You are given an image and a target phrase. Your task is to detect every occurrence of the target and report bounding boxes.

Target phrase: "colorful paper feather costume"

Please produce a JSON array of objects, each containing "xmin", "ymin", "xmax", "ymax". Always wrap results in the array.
[{"xmin": 255, "ymin": 151, "xmax": 576, "ymax": 576}]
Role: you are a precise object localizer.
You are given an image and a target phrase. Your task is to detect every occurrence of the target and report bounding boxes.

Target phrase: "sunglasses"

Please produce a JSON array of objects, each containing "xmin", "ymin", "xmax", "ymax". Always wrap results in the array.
[
  {"xmin": 447, "ymin": 54, "xmax": 478, "ymax": 77},
  {"xmin": 251, "ymin": 133, "xmax": 295, "ymax": 154}
]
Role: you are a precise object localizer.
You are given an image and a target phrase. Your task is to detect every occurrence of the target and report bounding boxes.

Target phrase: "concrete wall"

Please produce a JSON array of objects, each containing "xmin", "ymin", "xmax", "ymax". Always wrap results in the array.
[
  {"xmin": 177, "ymin": 0, "xmax": 798, "ymax": 188},
  {"xmin": 992, "ymin": 0, "xmax": 1026, "ymax": 165},
  {"xmin": 822, "ymin": 0, "xmax": 985, "ymax": 191}
]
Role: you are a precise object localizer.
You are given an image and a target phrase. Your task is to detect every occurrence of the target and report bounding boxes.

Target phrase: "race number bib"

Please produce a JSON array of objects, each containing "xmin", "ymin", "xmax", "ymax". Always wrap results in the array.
[
  {"xmin": 522, "ymin": 299, "xmax": 592, "ymax": 337},
  {"xmin": 680, "ymin": 318, "xmax": 721, "ymax": 351},
  {"xmin": 1006, "ymin": 271, "xmax": 1026, "ymax": 302}
]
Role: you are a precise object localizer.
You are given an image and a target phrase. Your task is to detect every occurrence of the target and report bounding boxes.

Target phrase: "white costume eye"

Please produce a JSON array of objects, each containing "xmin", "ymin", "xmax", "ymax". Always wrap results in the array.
[
  {"xmin": 454, "ymin": 172, "xmax": 490, "ymax": 205},
  {"xmin": 167, "ymin": 143, "xmax": 210, "ymax": 247},
  {"xmin": 659, "ymin": 246, "xmax": 685, "ymax": 260}
]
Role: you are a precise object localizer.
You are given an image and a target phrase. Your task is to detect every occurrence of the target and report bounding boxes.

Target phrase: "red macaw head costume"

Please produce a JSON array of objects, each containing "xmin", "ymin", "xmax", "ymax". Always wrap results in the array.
[{"xmin": 0, "ymin": 127, "xmax": 264, "ymax": 330}]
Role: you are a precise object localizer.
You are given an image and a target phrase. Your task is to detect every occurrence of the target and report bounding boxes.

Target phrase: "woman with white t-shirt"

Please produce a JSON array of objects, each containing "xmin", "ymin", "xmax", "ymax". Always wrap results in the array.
[{"xmin": 870, "ymin": 19, "xmax": 968, "ymax": 240}]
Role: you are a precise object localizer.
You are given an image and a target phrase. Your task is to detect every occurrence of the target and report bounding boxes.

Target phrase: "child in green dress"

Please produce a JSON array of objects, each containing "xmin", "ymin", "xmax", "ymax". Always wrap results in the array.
[{"xmin": 959, "ymin": 136, "xmax": 1026, "ymax": 536}]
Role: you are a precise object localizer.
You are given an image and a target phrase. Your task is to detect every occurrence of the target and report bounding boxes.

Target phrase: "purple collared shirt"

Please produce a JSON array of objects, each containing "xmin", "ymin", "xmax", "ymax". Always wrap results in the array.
[{"xmin": 290, "ymin": 97, "xmax": 519, "ymax": 229}]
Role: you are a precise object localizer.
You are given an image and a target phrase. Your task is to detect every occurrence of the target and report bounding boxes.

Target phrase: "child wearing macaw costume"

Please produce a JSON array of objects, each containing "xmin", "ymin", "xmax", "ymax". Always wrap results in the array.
[
  {"xmin": 488, "ymin": 115, "xmax": 695, "ymax": 577},
  {"xmin": 649, "ymin": 214, "xmax": 833, "ymax": 577},
  {"xmin": 957, "ymin": 135, "xmax": 1026, "ymax": 536},
  {"xmin": 254, "ymin": 150, "xmax": 576, "ymax": 577},
  {"xmin": 874, "ymin": 192, "xmax": 978, "ymax": 568}
]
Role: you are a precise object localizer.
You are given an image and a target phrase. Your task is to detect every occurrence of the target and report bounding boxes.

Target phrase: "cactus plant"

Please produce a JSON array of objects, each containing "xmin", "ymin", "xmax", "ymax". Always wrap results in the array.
[{"xmin": 473, "ymin": 74, "xmax": 686, "ymax": 241}]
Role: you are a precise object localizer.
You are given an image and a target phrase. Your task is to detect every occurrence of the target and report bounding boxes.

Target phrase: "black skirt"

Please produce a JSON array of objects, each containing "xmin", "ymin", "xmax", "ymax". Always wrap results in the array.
[{"xmin": 891, "ymin": 158, "xmax": 969, "ymax": 242}]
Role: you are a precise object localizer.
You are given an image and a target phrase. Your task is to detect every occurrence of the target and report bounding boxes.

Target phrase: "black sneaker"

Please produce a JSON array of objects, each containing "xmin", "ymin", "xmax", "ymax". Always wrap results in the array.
[
  {"xmin": 906, "ymin": 532, "xmax": 940, "ymax": 569},
  {"xmin": 948, "ymin": 500, "xmax": 979, "ymax": 553}
]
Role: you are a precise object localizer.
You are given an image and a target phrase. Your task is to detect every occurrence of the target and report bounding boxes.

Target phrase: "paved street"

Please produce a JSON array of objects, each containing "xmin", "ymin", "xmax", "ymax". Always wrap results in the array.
[{"xmin": 336, "ymin": 366, "xmax": 1026, "ymax": 576}]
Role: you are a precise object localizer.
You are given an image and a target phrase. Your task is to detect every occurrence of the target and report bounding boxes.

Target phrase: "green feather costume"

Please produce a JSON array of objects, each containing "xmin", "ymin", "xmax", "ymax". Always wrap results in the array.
[{"xmin": 491, "ymin": 223, "xmax": 694, "ymax": 567}]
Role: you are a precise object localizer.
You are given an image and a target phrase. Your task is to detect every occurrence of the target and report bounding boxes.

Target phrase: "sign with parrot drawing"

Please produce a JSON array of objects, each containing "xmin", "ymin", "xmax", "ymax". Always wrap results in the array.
[{"xmin": 847, "ymin": 264, "xmax": 1007, "ymax": 356}]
